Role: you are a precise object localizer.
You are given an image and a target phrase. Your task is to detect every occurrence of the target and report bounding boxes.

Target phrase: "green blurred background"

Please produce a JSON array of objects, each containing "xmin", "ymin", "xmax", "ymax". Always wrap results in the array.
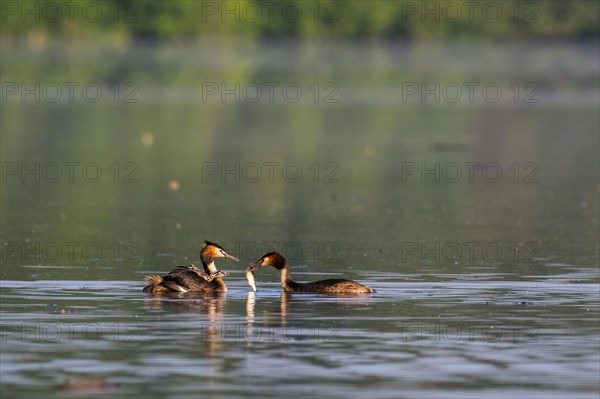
[
  {"xmin": 1, "ymin": 1, "xmax": 598, "ymax": 279},
  {"xmin": 1, "ymin": 0, "xmax": 598, "ymax": 41}
]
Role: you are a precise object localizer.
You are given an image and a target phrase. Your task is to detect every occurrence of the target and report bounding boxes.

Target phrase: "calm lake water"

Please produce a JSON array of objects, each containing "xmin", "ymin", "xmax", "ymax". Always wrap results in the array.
[{"xmin": 1, "ymin": 39, "xmax": 599, "ymax": 398}]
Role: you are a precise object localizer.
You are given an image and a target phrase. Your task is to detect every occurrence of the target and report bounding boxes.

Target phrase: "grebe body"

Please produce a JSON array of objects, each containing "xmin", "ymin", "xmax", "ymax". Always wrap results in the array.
[
  {"xmin": 143, "ymin": 241, "xmax": 239, "ymax": 293},
  {"xmin": 247, "ymin": 252, "xmax": 375, "ymax": 294}
]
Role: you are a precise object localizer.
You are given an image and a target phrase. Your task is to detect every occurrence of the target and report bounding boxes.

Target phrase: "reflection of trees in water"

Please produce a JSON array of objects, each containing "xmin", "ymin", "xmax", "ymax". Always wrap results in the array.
[{"xmin": 3, "ymin": 2, "xmax": 596, "ymax": 41}]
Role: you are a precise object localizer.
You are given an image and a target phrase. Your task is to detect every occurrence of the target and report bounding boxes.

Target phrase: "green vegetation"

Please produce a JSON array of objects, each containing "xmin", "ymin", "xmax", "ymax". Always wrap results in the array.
[{"xmin": 1, "ymin": 0, "xmax": 598, "ymax": 42}]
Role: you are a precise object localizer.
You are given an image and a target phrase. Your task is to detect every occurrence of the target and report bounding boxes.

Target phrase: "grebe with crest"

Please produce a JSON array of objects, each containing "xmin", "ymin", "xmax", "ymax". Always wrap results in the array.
[
  {"xmin": 143, "ymin": 241, "xmax": 239, "ymax": 293},
  {"xmin": 246, "ymin": 252, "xmax": 375, "ymax": 294}
]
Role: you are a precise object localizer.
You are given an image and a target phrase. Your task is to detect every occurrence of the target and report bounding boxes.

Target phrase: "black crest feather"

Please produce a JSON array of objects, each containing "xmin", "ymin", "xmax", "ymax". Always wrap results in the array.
[{"xmin": 203, "ymin": 240, "xmax": 224, "ymax": 250}]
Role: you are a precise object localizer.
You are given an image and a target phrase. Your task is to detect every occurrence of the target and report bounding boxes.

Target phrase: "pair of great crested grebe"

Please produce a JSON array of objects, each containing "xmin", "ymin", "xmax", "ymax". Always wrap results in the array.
[{"xmin": 143, "ymin": 241, "xmax": 375, "ymax": 294}]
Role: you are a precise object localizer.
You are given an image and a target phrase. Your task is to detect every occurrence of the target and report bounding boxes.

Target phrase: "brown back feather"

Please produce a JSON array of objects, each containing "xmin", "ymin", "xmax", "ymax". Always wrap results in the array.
[{"xmin": 296, "ymin": 279, "xmax": 375, "ymax": 294}]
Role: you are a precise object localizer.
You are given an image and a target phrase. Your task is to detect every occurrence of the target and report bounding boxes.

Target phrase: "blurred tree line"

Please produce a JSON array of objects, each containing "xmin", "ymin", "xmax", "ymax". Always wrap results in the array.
[{"xmin": 1, "ymin": 0, "xmax": 598, "ymax": 41}]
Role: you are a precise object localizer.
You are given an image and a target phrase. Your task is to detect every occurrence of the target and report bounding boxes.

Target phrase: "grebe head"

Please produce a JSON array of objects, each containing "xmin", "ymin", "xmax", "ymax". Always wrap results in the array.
[
  {"xmin": 250, "ymin": 251, "xmax": 287, "ymax": 270},
  {"xmin": 200, "ymin": 240, "xmax": 240, "ymax": 264}
]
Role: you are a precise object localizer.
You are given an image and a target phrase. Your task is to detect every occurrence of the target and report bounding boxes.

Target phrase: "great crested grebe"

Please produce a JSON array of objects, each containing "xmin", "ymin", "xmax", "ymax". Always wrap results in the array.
[
  {"xmin": 247, "ymin": 252, "xmax": 375, "ymax": 294},
  {"xmin": 143, "ymin": 241, "xmax": 239, "ymax": 293}
]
